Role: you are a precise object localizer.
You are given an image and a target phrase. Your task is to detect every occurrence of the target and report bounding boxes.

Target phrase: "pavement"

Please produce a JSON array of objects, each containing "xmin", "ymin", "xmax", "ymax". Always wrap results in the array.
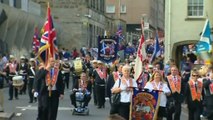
[{"xmin": 1, "ymin": 87, "xmax": 110, "ymax": 120}]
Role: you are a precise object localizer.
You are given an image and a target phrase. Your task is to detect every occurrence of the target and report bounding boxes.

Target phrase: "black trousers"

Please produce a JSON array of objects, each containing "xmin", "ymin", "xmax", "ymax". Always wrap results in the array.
[
  {"xmin": 93, "ymin": 85, "xmax": 97, "ymax": 105},
  {"xmin": 70, "ymin": 91, "xmax": 91, "ymax": 108},
  {"xmin": 28, "ymin": 78, "xmax": 34, "ymax": 102},
  {"xmin": 110, "ymin": 104, "xmax": 120, "ymax": 114},
  {"xmin": 63, "ymin": 73, "xmax": 70, "ymax": 89},
  {"xmin": 37, "ymin": 91, "xmax": 59, "ymax": 120},
  {"xmin": 167, "ymin": 101, "xmax": 181, "ymax": 120},
  {"xmin": 95, "ymin": 85, "xmax": 105, "ymax": 107},
  {"xmin": 9, "ymin": 82, "xmax": 18, "ymax": 99},
  {"xmin": 188, "ymin": 105, "xmax": 201, "ymax": 120},
  {"xmin": 20, "ymin": 76, "xmax": 27, "ymax": 94},
  {"xmin": 118, "ymin": 102, "xmax": 130, "ymax": 120},
  {"xmin": 206, "ymin": 105, "xmax": 213, "ymax": 120}
]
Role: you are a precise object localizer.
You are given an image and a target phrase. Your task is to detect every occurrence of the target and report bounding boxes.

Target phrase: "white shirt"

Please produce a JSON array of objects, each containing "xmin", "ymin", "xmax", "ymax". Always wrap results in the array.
[
  {"xmin": 144, "ymin": 81, "xmax": 171, "ymax": 107},
  {"xmin": 112, "ymin": 78, "xmax": 137, "ymax": 103}
]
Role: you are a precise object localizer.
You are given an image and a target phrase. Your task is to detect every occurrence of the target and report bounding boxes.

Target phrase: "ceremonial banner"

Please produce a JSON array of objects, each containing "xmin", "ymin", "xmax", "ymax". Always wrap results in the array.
[
  {"xmin": 98, "ymin": 36, "xmax": 119, "ymax": 63},
  {"xmin": 131, "ymin": 89, "xmax": 160, "ymax": 120}
]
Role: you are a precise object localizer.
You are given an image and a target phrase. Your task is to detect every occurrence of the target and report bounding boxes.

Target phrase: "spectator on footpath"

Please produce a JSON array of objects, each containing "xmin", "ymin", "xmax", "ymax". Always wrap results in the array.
[
  {"xmin": 0, "ymin": 54, "xmax": 6, "ymax": 112},
  {"xmin": 72, "ymin": 48, "xmax": 79, "ymax": 59}
]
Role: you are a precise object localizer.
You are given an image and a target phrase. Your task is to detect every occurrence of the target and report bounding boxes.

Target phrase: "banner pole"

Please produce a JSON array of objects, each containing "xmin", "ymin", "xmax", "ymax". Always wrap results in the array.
[{"xmin": 129, "ymin": 91, "xmax": 133, "ymax": 120}]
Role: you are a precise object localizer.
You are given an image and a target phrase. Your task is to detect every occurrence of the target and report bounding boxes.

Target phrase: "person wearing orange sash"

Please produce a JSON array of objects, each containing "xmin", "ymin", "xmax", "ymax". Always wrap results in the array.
[
  {"xmin": 166, "ymin": 66, "xmax": 184, "ymax": 120},
  {"xmin": 185, "ymin": 69, "xmax": 203, "ymax": 120},
  {"xmin": 144, "ymin": 71, "xmax": 171, "ymax": 120},
  {"xmin": 33, "ymin": 58, "xmax": 64, "ymax": 120},
  {"xmin": 5, "ymin": 55, "xmax": 19, "ymax": 100},
  {"xmin": 70, "ymin": 72, "xmax": 92, "ymax": 109},
  {"xmin": 93, "ymin": 60, "xmax": 106, "ymax": 109},
  {"xmin": 111, "ymin": 65, "xmax": 137, "ymax": 120},
  {"xmin": 203, "ymin": 69, "xmax": 213, "ymax": 120}
]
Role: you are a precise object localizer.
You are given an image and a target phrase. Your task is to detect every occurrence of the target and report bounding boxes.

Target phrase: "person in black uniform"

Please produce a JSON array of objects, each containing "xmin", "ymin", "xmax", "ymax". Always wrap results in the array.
[
  {"xmin": 18, "ymin": 56, "xmax": 28, "ymax": 95},
  {"xmin": 91, "ymin": 60, "xmax": 98, "ymax": 105},
  {"xmin": 203, "ymin": 70, "xmax": 213, "ymax": 120},
  {"xmin": 61, "ymin": 59, "xmax": 71, "ymax": 89},
  {"xmin": 33, "ymin": 58, "xmax": 64, "ymax": 120},
  {"xmin": 93, "ymin": 60, "xmax": 106, "ymax": 109},
  {"xmin": 70, "ymin": 72, "xmax": 92, "ymax": 108},
  {"xmin": 166, "ymin": 66, "xmax": 184, "ymax": 120},
  {"xmin": 27, "ymin": 58, "xmax": 37, "ymax": 103},
  {"xmin": 185, "ymin": 69, "xmax": 203, "ymax": 120},
  {"xmin": 5, "ymin": 55, "xmax": 19, "ymax": 100}
]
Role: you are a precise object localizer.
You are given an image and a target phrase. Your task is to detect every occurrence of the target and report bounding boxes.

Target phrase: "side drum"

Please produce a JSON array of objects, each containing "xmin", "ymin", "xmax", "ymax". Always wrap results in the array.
[{"xmin": 12, "ymin": 76, "xmax": 24, "ymax": 90}]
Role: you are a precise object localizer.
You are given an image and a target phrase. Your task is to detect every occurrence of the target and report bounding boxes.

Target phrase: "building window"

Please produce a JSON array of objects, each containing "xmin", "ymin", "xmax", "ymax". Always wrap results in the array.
[
  {"xmin": 188, "ymin": 0, "xmax": 203, "ymax": 17},
  {"xmin": 120, "ymin": 5, "xmax": 126, "ymax": 13},
  {"xmin": 106, "ymin": 5, "xmax": 115, "ymax": 13}
]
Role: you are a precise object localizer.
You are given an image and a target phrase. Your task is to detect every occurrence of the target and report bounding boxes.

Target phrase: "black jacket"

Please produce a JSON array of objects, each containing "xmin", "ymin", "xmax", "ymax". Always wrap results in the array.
[
  {"xmin": 203, "ymin": 78, "xmax": 213, "ymax": 105},
  {"xmin": 33, "ymin": 68, "xmax": 64, "ymax": 96}
]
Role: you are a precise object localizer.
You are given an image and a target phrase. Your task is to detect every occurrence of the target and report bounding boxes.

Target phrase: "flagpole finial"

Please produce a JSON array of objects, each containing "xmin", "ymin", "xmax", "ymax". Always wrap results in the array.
[{"xmin": 47, "ymin": 2, "xmax": 50, "ymax": 8}]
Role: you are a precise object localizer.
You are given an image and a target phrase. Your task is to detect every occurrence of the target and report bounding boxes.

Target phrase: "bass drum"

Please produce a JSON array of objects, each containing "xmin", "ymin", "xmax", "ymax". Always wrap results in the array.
[{"xmin": 12, "ymin": 76, "xmax": 24, "ymax": 90}]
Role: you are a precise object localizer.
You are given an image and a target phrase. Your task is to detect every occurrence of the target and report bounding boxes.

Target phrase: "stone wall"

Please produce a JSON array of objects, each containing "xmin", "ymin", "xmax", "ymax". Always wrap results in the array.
[{"xmin": 0, "ymin": 4, "xmax": 63, "ymax": 58}]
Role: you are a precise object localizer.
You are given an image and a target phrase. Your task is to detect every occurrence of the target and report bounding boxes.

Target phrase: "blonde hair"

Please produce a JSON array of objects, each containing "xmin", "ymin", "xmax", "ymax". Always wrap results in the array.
[
  {"xmin": 199, "ymin": 65, "xmax": 209, "ymax": 77},
  {"xmin": 150, "ymin": 70, "xmax": 165, "ymax": 83}
]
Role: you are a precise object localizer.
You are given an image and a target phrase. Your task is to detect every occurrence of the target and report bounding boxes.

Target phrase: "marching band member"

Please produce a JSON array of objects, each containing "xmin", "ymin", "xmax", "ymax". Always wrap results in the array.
[
  {"xmin": 111, "ymin": 65, "xmax": 137, "ymax": 120},
  {"xmin": 61, "ymin": 58, "xmax": 71, "ymax": 89},
  {"xmin": 5, "ymin": 55, "xmax": 19, "ymax": 100},
  {"xmin": 185, "ymin": 69, "xmax": 203, "ymax": 120},
  {"xmin": 166, "ymin": 66, "xmax": 184, "ymax": 120},
  {"xmin": 144, "ymin": 71, "xmax": 171, "ymax": 120},
  {"xmin": 18, "ymin": 56, "xmax": 28, "ymax": 95},
  {"xmin": 27, "ymin": 58, "xmax": 37, "ymax": 103}
]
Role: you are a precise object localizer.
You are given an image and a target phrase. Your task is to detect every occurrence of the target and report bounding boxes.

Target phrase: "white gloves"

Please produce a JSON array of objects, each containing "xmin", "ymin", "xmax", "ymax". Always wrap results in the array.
[{"xmin": 34, "ymin": 92, "xmax": 39, "ymax": 97}]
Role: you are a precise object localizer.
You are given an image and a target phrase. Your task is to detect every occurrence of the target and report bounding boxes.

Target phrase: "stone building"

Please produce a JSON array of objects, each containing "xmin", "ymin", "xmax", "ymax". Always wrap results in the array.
[
  {"xmin": 0, "ymin": 0, "xmax": 45, "ymax": 57},
  {"xmin": 105, "ymin": 0, "xmax": 165, "ymax": 40},
  {"xmin": 34, "ymin": 0, "xmax": 117, "ymax": 50}
]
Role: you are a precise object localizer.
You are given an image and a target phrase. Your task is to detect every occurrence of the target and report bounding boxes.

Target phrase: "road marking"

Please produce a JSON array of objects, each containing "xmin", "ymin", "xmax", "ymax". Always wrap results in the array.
[
  {"xmin": 16, "ymin": 106, "xmax": 74, "ymax": 111},
  {"xmin": 16, "ymin": 113, "xmax": 22, "ymax": 117}
]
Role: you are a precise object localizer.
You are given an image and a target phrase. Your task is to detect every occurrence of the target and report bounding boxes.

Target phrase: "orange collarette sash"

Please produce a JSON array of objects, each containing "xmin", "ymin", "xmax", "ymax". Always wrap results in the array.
[
  {"xmin": 96, "ymin": 68, "xmax": 104, "ymax": 79},
  {"xmin": 46, "ymin": 67, "xmax": 59, "ymax": 96},
  {"xmin": 189, "ymin": 80, "xmax": 203, "ymax": 101},
  {"xmin": 167, "ymin": 75, "xmax": 181, "ymax": 94},
  {"xmin": 9, "ymin": 63, "xmax": 17, "ymax": 73}
]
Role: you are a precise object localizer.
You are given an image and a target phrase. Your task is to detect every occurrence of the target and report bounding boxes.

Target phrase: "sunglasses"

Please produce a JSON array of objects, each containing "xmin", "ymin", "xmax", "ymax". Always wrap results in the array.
[{"xmin": 192, "ymin": 74, "xmax": 199, "ymax": 77}]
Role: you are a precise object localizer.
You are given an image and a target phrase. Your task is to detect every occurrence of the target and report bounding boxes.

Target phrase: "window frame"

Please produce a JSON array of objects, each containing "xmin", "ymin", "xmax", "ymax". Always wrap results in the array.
[
  {"xmin": 187, "ymin": 0, "xmax": 204, "ymax": 17},
  {"xmin": 120, "ymin": 4, "xmax": 126, "ymax": 13},
  {"xmin": 106, "ymin": 5, "xmax": 115, "ymax": 13}
]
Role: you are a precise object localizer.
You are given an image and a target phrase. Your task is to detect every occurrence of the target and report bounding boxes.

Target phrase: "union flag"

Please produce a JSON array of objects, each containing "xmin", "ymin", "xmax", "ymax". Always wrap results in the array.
[{"xmin": 37, "ymin": 3, "xmax": 58, "ymax": 64}]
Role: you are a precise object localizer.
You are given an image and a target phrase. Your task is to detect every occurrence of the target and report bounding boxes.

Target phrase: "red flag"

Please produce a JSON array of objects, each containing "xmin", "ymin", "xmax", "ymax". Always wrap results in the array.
[
  {"xmin": 32, "ymin": 27, "xmax": 40, "ymax": 54},
  {"xmin": 134, "ymin": 20, "xmax": 146, "ymax": 81}
]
